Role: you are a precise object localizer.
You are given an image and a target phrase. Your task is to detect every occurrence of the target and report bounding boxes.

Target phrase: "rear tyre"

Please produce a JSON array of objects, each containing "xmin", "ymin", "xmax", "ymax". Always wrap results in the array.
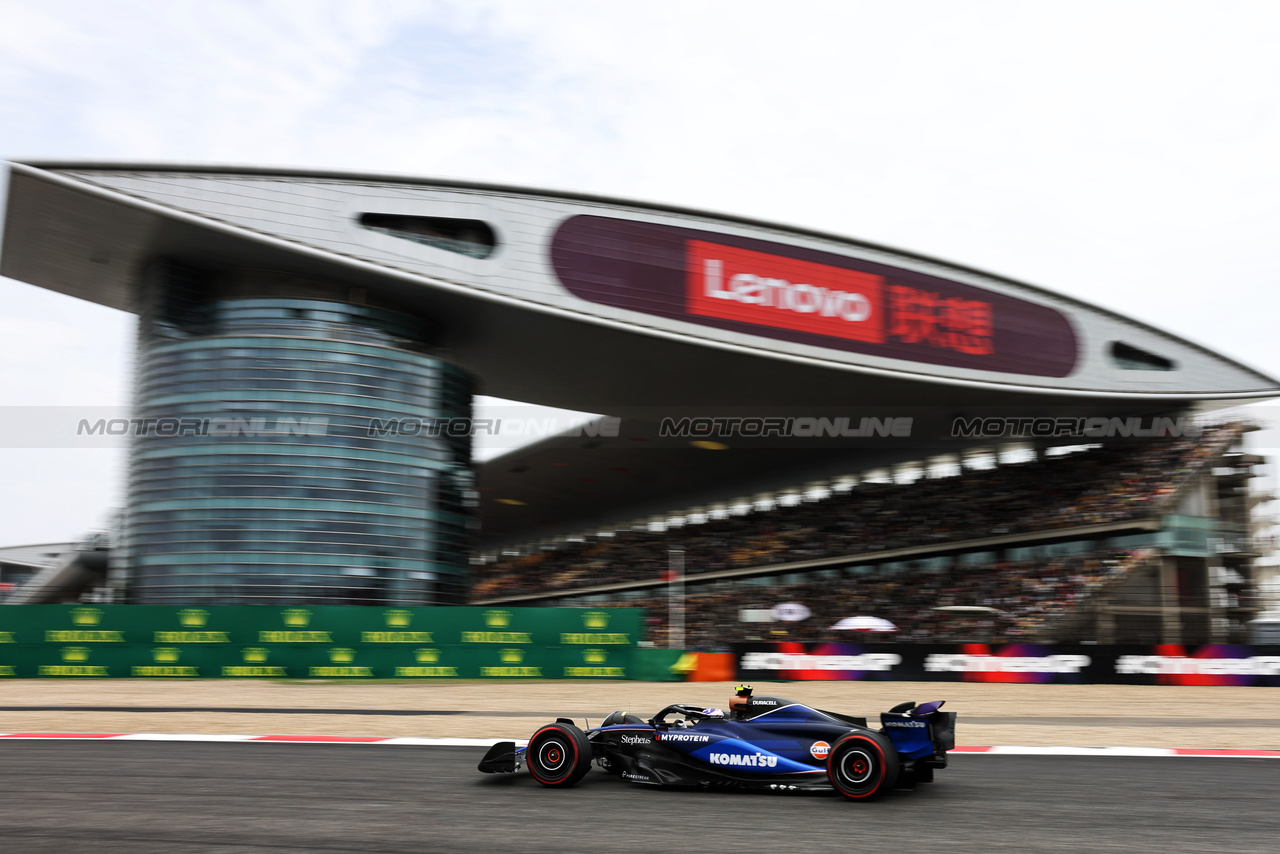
[
  {"xmin": 526, "ymin": 723, "xmax": 592, "ymax": 787},
  {"xmin": 827, "ymin": 732, "xmax": 899, "ymax": 800}
]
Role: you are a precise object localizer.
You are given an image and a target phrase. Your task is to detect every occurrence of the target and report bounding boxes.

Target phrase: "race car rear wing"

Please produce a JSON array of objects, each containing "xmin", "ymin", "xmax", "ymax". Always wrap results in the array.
[{"xmin": 881, "ymin": 700, "xmax": 956, "ymax": 760}]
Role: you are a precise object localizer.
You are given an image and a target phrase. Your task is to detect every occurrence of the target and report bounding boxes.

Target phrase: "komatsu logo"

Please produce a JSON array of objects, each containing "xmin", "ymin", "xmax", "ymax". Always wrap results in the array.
[
  {"xmin": 883, "ymin": 720, "xmax": 927, "ymax": 729},
  {"xmin": 708, "ymin": 752, "xmax": 779, "ymax": 768}
]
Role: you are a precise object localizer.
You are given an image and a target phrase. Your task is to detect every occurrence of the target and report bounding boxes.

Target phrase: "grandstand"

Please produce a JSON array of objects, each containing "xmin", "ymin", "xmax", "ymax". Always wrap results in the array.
[
  {"xmin": 473, "ymin": 422, "xmax": 1267, "ymax": 646},
  {"xmin": 2, "ymin": 161, "xmax": 1275, "ymax": 630}
]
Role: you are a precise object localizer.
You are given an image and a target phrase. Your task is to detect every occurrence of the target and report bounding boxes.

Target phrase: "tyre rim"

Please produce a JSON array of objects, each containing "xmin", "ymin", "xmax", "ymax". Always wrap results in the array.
[
  {"xmin": 538, "ymin": 737, "xmax": 569, "ymax": 777},
  {"xmin": 838, "ymin": 748, "xmax": 874, "ymax": 786}
]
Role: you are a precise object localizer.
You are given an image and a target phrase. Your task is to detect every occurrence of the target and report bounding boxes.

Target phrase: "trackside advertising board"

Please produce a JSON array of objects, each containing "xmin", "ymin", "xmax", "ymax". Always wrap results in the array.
[
  {"xmin": 734, "ymin": 642, "xmax": 1280, "ymax": 686},
  {"xmin": 0, "ymin": 605, "xmax": 643, "ymax": 679}
]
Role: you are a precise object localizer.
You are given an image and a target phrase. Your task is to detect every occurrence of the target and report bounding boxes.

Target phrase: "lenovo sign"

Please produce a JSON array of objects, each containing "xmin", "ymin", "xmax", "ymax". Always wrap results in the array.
[
  {"xmin": 550, "ymin": 215, "xmax": 1077, "ymax": 377},
  {"xmin": 688, "ymin": 241, "xmax": 884, "ymax": 343}
]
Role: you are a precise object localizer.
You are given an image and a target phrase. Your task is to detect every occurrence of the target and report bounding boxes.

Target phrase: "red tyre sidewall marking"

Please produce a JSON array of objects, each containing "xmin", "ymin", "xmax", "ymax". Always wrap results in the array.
[
  {"xmin": 528, "ymin": 726, "xmax": 577, "ymax": 786},
  {"xmin": 832, "ymin": 735, "xmax": 885, "ymax": 799}
]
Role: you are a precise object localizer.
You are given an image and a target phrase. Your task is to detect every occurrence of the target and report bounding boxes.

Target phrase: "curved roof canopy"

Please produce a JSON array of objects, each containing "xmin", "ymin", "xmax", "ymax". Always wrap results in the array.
[{"xmin": 4, "ymin": 161, "xmax": 1276, "ymax": 544}]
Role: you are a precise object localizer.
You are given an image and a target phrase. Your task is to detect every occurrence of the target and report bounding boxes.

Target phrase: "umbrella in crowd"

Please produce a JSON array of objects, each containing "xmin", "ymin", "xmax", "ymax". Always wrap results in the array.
[
  {"xmin": 829, "ymin": 616, "xmax": 897, "ymax": 632},
  {"xmin": 771, "ymin": 602, "xmax": 812, "ymax": 622}
]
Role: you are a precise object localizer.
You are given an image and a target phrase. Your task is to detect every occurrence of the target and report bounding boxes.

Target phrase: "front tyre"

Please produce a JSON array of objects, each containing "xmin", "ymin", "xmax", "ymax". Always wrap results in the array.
[
  {"xmin": 526, "ymin": 723, "xmax": 592, "ymax": 787},
  {"xmin": 827, "ymin": 732, "xmax": 899, "ymax": 800}
]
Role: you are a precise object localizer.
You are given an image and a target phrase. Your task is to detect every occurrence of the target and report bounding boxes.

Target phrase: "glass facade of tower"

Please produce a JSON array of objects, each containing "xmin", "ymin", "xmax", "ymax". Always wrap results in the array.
[{"xmin": 120, "ymin": 264, "xmax": 475, "ymax": 605}]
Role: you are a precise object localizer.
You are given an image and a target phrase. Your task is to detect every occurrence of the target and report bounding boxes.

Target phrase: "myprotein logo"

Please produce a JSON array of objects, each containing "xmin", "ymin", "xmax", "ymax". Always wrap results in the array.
[{"xmin": 687, "ymin": 241, "xmax": 884, "ymax": 344}]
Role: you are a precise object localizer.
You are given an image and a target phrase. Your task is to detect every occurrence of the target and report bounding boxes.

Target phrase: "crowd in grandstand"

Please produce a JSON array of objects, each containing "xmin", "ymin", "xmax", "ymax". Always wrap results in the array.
[
  {"xmin": 470, "ymin": 425, "xmax": 1240, "ymax": 647},
  {"xmin": 598, "ymin": 548, "xmax": 1144, "ymax": 649}
]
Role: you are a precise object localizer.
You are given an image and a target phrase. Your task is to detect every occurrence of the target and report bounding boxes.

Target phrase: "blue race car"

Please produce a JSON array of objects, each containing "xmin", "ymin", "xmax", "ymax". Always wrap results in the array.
[{"xmin": 478, "ymin": 685, "xmax": 955, "ymax": 800}]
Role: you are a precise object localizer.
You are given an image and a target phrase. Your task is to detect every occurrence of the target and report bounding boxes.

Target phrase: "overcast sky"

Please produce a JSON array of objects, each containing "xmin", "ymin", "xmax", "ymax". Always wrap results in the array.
[{"xmin": 2, "ymin": 0, "xmax": 1279, "ymax": 545}]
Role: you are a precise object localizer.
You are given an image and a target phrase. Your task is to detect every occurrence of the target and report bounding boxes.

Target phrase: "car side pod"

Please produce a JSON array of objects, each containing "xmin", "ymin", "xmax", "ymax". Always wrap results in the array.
[{"xmin": 478, "ymin": 741, "xmax": 520, "ymax": 773}]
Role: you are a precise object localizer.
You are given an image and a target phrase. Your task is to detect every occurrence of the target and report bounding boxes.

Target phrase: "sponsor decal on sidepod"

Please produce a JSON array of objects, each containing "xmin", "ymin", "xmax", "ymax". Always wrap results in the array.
[
  {"xmin": 656, "ymin": 733, "xmax": 711, "ymax": 743},
  {"xmin": 708, "ymin": 752, "xmax": 780, "ymax": 768}
]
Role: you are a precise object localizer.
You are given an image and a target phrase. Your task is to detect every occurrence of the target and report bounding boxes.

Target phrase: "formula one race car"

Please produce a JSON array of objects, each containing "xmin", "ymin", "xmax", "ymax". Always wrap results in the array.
[{"xmin": 478, "ymin": 685, "xmax": 956, "ymax": 801}]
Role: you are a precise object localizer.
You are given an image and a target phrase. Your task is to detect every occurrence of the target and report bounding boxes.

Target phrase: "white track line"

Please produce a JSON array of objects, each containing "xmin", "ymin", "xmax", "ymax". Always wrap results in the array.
[{"xmin": 1, "ymin": 733, "xmax": 1277, "ymax": 757}]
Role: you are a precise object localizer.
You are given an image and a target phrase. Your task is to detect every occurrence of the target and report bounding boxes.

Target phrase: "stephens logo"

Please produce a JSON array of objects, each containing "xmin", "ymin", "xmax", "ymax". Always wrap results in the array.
[
  {"xmin": 687, "ymin": 241, "xmax": 884, "ymax": 344},
  {"xmin": 809, "ymin": 741, "xmax": 831, "ymax": 759}
]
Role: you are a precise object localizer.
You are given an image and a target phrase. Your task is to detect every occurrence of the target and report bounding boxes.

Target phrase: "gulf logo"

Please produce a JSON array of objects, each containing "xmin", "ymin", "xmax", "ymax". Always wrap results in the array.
[{"xmin": 810, "ymin": 741, "xmax": 831, "ymax": 760}]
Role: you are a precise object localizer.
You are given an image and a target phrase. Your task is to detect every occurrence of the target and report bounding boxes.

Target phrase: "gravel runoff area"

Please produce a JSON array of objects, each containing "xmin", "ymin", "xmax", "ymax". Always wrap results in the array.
[{"xmin": 1, "ymin": 680, "xmax": 1278, "ymax": 749}]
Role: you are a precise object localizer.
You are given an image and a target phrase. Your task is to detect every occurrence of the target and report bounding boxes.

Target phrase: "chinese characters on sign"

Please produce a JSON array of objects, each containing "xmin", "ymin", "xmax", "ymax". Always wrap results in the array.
[{"xmin": 887, "ymin": 285, "xmax": 994, "ymax": 356}]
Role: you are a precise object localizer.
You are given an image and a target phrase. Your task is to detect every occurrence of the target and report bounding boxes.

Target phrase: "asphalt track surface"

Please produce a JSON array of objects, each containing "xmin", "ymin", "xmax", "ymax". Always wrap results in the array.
[{"xmin": 1, "ymin": 742, "xmax": 1277, "ymax": 854}]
